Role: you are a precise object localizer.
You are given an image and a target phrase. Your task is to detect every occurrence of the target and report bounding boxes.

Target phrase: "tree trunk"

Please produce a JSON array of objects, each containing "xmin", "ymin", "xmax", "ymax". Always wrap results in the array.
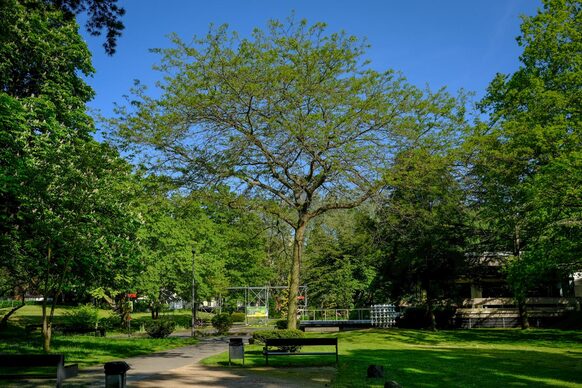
[
  {"xmin": 518, "ymin": 298, "xmax": 530, "ymax": 329},
  {"xmin": 41, "ymin": 293, "xmax": 53, "ymax": 352},
  {"xmin": 0, "ymin": 301, "xmax": 25, "ymax": 330},
  {"xmin": 42, "ymin": 245, "xmax": 52, "ymax": 352},
  {"xmin": 287, "ymin": 219, "xmax": 308, "ymax": 329},
  {"xmin": 426, "ymin": 299, "xmax": 437, "ymax": 331}
]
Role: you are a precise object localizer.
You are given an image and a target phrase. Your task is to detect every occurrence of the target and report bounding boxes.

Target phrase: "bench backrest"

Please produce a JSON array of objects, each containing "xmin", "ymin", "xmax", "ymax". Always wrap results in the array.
[
  {"xmin": 0, "ymin": 354, "xmax": 64, "ymax": 367},
  {"xmin": 265, "ymin": 338, "xmax": 337, "ymax": 346}
]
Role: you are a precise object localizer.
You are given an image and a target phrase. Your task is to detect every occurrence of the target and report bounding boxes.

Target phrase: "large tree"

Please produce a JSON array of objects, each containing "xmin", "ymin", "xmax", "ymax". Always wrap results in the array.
[
  {"xmin": 470, "ymin": 0, "xmax": 581, "ymax": 328},
  {"xmin": 0, "ymin": 0, "xmax": 138, "ymax": 350},
  {"xmin": 111, "ymin": 19, "xmax": 466, "ymax": 327},
  {"xmin": 373, "ymin": 145, "xmax": 469, "ymax": 330}
]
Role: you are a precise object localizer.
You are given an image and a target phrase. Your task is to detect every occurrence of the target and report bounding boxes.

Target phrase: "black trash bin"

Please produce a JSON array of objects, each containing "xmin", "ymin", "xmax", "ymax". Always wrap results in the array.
[
  {"xmin": 228, "ymin": 337, "xmax": 245, "ymax": 365},
  {"xmin": 104, "ymin": 361, "xmax": 131, "ymax": 388}
]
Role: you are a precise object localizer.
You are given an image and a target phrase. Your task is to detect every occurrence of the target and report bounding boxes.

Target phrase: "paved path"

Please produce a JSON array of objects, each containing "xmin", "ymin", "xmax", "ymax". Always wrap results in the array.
[{"xmin": 62, "ymin": 337, "xmax": 332, "ymax": 387}]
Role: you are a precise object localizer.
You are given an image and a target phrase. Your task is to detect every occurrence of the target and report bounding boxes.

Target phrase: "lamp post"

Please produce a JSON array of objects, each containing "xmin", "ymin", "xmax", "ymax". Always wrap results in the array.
[{"xmin": 191, "ymin": 248, "xmax": 197, "ymax": 337}]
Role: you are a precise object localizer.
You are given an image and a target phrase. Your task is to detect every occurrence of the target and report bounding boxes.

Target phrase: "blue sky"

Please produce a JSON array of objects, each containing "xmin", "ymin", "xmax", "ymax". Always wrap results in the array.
[{"xmin": 81, "ymin": 0, "xmax": 542, "ymax": 122}]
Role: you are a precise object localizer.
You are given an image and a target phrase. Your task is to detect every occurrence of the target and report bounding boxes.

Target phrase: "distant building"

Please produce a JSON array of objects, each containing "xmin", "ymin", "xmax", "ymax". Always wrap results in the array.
[{"xmin": 454, "ymin": 253, "xmax": 580, "ymax": 328}]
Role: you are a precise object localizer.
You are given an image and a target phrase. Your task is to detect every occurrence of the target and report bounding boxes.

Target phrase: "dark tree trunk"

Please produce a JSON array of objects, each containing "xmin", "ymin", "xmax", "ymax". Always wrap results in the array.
[
  {"xmin": 518, "ymin": 298, "xmax": 530, "ymax": 329},
  {"xmin": 0, "ymin": 301, "xmax": 25, "ymax": 330},
  {"xmin": 287, "ymin": 218, "xmax": 308, "ymax": 329}
]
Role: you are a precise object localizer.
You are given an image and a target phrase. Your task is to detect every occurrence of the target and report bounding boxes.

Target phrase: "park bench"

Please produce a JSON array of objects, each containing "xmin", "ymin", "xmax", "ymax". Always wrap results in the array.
[
  {"xmin": 263, "ymin": 337, "xmax": 338, "ymax": 365},
  {"xmin": 0, "ymin": 354, "xmax": 78, "ymax": 388}
]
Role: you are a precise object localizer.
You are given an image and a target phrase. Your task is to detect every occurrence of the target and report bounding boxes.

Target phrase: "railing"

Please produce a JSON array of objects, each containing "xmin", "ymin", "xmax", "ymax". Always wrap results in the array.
[
  {"xmin": 298, "ymin": 308, "xmax": 371, "ymax": 322},
  {"xmin": 459, "ymin": 297, "xmax": 579, "ymax": 310}
]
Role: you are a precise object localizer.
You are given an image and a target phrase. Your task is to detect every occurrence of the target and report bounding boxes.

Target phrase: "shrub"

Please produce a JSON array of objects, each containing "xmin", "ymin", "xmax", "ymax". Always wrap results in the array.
[
  {"xmin": 252, "ymin": 329, "xmax": 304, "ymax": 352},
  {"xmin": 397, "ymin": 306, "xmax": 428, "ymax": 329},
  {"xmin": 434, "ymin": 305, "xmax": 457, "ymax": 329},
  {"xmin": 99, "ymin": 312, "xmax": 124, "ymax": 331},
  {"xmin": 211, "ymin": 313, "xmax": 233, "ymax": 334},
  {"xmin": 64, "ymin": 304, "xmax": 99, "ymax": 330},
  {"xmin": 275, "ymin": 319, "xmax": 287, "ymax": 330},
  {"xmin": 145, "ymin": 319, "xmax": 176, "ymax": 338},
  {"xmin": 397, "ymin": 305, "xmax": 457, "ymax": 329},
  {"xmin": 230, "ymin": 312, "xmax": 245, "ymax": 323}
]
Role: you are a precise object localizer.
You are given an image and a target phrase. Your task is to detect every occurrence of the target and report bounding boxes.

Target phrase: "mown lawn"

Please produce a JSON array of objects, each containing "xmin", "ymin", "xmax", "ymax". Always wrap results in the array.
[
  {"xmin": 202, "ymin": 329, "xmax": 582, "ymax": 387},
  {"xmin": 0, "ymin": 305, "xmax": 200, "ymax": 368}
]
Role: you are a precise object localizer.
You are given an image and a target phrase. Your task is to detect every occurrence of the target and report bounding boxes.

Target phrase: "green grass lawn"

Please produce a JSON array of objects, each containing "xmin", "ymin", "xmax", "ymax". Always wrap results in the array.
[
  {"xmin": 202, "ymin": 329, "xmax": 582, "ymax": 387},
  {"xmin": 0, "ymin": 304, "xmax": 200, "ymax": 368}
]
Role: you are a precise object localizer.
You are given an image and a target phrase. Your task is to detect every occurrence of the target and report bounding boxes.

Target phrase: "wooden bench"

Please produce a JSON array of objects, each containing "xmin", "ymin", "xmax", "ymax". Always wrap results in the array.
[
  {"xmin": 263, "ymin": 337, "xmax": 338, "ymax": 365},
  {"xmin": 0, "ymin": 354, "xmax": 78, "ymax": 388}
]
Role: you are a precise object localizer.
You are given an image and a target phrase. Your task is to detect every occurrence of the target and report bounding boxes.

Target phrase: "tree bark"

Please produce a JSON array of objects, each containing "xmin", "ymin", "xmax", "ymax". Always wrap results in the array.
[
  {"xmin": 0, "ymin": 301, "xmax": 25, "ymax": 330},
  {"xmin": 518, "ymin": 298, "xmax": 530, "ymax": 329},
  {"xmin": 42, "ymin": 245, "xmax": 52, "ymax": 352},
  {"xmin": 287, "ymin": 218, "xmax": 308, "ymax": 329}
]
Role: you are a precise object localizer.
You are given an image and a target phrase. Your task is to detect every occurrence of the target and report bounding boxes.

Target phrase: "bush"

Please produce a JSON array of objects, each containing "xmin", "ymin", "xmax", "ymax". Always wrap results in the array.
[
  {"xmin": 397, "ymin": 305, "xmax": 457, "ymax": 329},
  {"xmin": 275, "ymin": 319, "xmax": 287, "ymax": 330},
  {"xmin": 230, "ymin": 312, "xmax": 245, "ymax": 323},
  {"xmin": 98, "ymin": 312, "xmax": 124, "ymax": 331},
  {"xmin": 211, "ymin": 313, "xmax": 233, "ymax": 334},
  {"xmin": 252, "ymin": 329, "xmax": 304, "ymax": 352},
  {"xmin": 64, "ymin": 304, "xmax": 99, "ymax": 330},
  {"xmin": 434, "ymin": 305, "xmax": 457, "ymax": 329},
  {"xmin": 145, "ymin": 319, "xmax": 176, "ymax": 338},
  {"xmin": 397, "ymin": 307, "xmax": 428, "ymax": 329}
]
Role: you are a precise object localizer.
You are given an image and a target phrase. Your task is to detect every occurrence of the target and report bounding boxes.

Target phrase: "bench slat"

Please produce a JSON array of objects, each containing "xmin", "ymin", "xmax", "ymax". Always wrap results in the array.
[
  {"xmin": 0, "ymin": 374, "xmax": 57, "ymax": 379},
  {"xmin": 265, "ymin": 338, "xmax": 337, "ymax": 346},
  {"xmin": 265, "ymin": 351, "xmax": 336, "ymax": 356},
  {"xmin": 0, "ymin": 354, "xmax": 64, "ymax": 367}
]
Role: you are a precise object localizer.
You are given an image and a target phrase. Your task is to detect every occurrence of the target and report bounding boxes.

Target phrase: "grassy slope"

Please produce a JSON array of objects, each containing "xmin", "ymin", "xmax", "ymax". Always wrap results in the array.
[{"xmin": 202, "ymin": 329, "xmax": 582, "ymax": 387}]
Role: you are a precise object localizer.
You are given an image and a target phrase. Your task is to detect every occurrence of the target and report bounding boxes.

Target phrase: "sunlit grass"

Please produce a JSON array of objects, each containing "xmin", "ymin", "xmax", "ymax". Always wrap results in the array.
[
  {"xmin": 0, "ymin": 304, "xmax": 201, "ymax": 368},
  {"xmin": 202, "ymin": 329, "xmax": 582, "ymax": 387}
]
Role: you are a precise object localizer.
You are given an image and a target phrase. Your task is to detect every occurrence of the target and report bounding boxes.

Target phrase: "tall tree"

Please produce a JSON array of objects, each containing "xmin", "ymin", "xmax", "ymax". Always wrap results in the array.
[
  {"xmin": 0, "ymin": 0, "xmax": 138, "ymax": 350},
  {"xmin": 374, "ymin": 146, "xmax": 469, "ymax": 330},
  {"xmin": 110, "ymin": 19, "xmax": 466, "ymax": 327},
  {"xmin": 470, "ymin": 0, "xmax": 581, "ymax": 328}
]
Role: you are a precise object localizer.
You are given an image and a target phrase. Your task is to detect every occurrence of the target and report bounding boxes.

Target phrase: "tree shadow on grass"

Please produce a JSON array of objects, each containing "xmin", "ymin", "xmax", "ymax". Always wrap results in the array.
[
  {"xmin": 336, "ymin": 329, "xmax": 582, "ymax": 349},
  {"xmin": 337, "ymin": 346, "xmax": 582, "ymax": 387}
]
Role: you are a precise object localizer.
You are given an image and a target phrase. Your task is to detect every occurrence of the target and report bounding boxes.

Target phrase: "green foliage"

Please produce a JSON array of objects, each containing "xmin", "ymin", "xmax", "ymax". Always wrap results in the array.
[
  {"xmin": 398, "ymin": 305, "xmax": 457, "ymax": 329},
  {"xmin": 145, "ymin": 319, "xmax": 176, "ymax": 339},
  {"xmin": 468, "ymin": 0, "xmax": 581, "ymax": 328},
  {"xmin": 230, "ymin": 312, "xmax": 245, "ymax": 323},
  {"xmin": 252, "ymin": 329, "xmax": 305, "ymax": 352},
  {"xmin": 304, "ymin": 208, "xmax": 379, "ymax": 309},
  {"xmin": 211, "ymin": 313, "xmax": 233, "ymax": 334},
  {"xmin": 110, "ymin": 17, "xmax": 467, "ymax": 328},
  {"xmin": 274, "ymin": 319, "xmax": 288, "ymax": 330},
  {"xmin": 134, "ymin": 186, "xmax": 272, "ymax": 309},
  {"xmin": 0, "ymin": 0, "xmax": 141, "ymax": 351},
  {"xmin": 63, "ymin": 304, "xmax": 99, "ymax": 330},
  {"xmin": 371, "ymin": 142, "xmax": 469, "ymax": 329}
]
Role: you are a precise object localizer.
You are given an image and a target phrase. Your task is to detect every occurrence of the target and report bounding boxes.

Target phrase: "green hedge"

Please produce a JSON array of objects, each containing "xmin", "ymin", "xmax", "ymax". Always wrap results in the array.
[
  {"xmin": 145, "ymin": 319, "xmax": 176, "ymax": 338},
  {"xmin": 211, "ymin": 313, "xmax": 233, "ymax": 334},
  {"xmin": 252, "ymin": 329, "xmax": 304, "ymax": 352}
]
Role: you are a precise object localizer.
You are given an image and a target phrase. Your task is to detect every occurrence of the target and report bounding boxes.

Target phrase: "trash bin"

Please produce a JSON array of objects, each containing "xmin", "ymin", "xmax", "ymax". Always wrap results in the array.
[
  {"xmin": 104, "ymin": 361, "xmax": 131, "ymax": 388},
  {"xmin": 229, "ymin": 337, "xmax": 245, "ymax": 366}
]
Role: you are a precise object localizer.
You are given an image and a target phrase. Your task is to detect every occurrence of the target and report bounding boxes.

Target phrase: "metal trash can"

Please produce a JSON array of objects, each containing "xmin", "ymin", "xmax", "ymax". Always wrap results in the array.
[
  {"xmin": 228, "ymin": 337, "xmax": 245, "ymax": 365},
  {"xmin": 104, "ymin": 361, "xmax": 131, "ymax": 388}
]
